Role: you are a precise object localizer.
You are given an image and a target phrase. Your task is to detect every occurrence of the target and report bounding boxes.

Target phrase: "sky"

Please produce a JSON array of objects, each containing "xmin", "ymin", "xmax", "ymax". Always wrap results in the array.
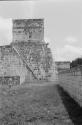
[{"xmin": 0, "ymin": 0, "xmax": 82, "ymax": 61}]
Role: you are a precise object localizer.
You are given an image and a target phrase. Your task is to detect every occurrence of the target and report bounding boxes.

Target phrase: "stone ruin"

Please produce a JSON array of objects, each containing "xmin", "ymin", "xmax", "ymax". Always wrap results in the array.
[{"xmin": 0, "ymin": 19, "xmax": 55, "ymax": 85}]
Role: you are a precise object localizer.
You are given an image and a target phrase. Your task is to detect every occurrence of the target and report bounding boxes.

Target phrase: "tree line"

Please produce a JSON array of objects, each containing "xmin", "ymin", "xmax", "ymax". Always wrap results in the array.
[{"xmin": 70, "ymin": 58, "xmax": 82, "ymax": 69}]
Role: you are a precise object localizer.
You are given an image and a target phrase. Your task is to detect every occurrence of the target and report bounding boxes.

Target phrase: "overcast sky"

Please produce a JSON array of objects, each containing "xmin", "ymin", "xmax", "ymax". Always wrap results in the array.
[{"xmin": 0, "ymin": 0, "xmax": 82, "ymax": 61}]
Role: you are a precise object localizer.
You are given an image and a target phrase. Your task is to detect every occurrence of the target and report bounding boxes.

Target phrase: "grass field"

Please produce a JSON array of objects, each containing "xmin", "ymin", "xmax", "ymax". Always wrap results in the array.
[
  {"xmin": 58, "ymin": 73, "xmax": 82, "ymax": 124},
  {"xmin": 58, "ymin": 73, "xmax": 82, "ymax": 106},
  {"xmin": 0, "ymin": 82, "xmax": 72, "ymax": 125}
]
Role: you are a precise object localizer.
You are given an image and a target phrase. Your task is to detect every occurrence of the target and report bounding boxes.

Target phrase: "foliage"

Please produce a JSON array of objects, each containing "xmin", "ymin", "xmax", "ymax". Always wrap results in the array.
[{"xmin": 70, "ymin": 58, "xmax": 82, "ymax": 68}]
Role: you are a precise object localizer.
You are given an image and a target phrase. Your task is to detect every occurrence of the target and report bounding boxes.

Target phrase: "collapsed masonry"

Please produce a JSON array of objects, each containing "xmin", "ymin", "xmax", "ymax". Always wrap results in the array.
[{"xmin": 0, "ymin": 19, "xmax": 55, "ymax": 85}]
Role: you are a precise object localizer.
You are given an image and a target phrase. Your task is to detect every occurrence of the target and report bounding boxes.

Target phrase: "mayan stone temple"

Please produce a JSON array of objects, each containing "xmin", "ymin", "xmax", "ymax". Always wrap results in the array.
[{"xmin": 0, "ymin": 19, "xmax": 55, "ymax": 85}]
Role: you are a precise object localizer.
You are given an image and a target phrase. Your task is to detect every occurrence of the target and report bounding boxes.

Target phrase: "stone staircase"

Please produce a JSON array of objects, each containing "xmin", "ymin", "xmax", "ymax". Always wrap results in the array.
[{"xmin": 12, "ymin": 42, "xmax": 45, "ymax": 80}]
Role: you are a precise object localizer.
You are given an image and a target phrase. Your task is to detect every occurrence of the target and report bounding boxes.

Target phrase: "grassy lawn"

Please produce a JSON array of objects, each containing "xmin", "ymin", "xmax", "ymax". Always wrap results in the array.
[{"xmin": 0, "ymin": 83, "xmax": 72, "ymax": 125}]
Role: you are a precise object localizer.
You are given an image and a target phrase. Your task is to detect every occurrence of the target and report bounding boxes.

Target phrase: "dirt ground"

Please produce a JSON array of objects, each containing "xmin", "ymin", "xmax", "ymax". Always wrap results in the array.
[{"xmin": 0, "ymin": 82, "xmax": 73, "ymax": 125}]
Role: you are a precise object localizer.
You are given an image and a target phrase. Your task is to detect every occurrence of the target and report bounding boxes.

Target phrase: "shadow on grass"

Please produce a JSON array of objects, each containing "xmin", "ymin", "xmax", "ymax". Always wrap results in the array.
[{"xmin": 57, "ymin": 85, "xmax": 82, "ymax": 125}]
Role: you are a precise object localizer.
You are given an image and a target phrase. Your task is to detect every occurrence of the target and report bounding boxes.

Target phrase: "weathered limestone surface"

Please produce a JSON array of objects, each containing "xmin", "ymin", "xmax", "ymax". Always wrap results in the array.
[
  {"xmin": 0, "ymin": 45, "xmax": 34, "ymax": 84},
  {"xmin": 0, "ymin": 76, "xmax": 20, "ymax": 86},
  {"xmin": 12, "ymin": 41, "xmax": 53, "ymax": 81},
  {"xmin": 0, "ymin": 19, "xmax": 55, "ymax": 85},
  {"xmin": 13, "ymin": 19, "xmax": 44, "ymax": 42}
]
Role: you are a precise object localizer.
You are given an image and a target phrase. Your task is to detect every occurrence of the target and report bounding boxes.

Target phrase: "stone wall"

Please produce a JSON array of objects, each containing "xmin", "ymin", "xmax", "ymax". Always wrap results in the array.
[
  {"xmin": 0, "ymin": 45, "xmax": 34, "ymax": 84},
  {"xmin": 13, "ymin": 19, "xmax": 44, "ymax": 42},
  {"xmin": 0, "ymin": 76, "xmax": 20, "ymax": 86},
  {"xmin": 55, "ymin": 61, "xmax": 70, "ymax": 72}
]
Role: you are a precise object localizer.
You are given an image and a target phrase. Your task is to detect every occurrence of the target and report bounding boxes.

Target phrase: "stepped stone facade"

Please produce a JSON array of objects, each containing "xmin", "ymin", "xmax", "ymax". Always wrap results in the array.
[{"xmin": 0, "ymin": 19, "xmax": 55, "ymax": 85}]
